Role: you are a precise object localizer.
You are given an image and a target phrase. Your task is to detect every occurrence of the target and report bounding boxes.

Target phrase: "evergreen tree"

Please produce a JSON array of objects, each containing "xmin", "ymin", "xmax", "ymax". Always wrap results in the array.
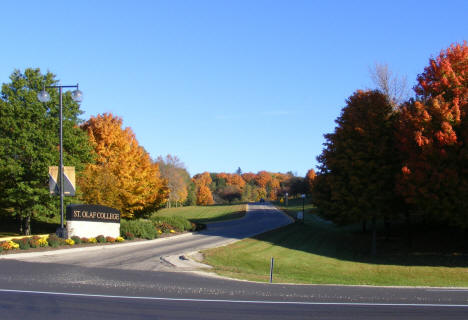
[{"xmin": 0, "ymin": 69, "xmax": 93, "ymax": 234}]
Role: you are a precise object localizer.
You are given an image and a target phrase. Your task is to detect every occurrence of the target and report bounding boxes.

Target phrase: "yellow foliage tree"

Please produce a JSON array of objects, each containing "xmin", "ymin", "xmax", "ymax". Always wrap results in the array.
[
  {"xmin": 79, "ymin": 113, "xmax": 168, "ymax": 218},
  {"xmin": 193, "ymin": 172, "xmax": 214, "ymax": 205}
]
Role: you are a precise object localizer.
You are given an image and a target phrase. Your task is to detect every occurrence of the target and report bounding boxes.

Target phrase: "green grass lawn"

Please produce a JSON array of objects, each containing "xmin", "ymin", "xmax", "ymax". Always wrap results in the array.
[
  {"xmin": 152, "ymin": 204, "xmax": 246, "ymax": 224},
  {"xmin": 272, "ymin": 198, "xmax": 315, "ymax": 220},
  {"xmin": 202, "ymin": 206, "xmax": 468, "ymax": 287}
]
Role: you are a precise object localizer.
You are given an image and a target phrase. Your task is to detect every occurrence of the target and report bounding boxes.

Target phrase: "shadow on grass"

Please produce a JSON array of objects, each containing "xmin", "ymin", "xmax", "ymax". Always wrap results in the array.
[
  {"xmin": 252, "ymin": 213, "xmax": 468, "ymax": 268},
  {"xmin": 0, "ymin": 216, "xmax": 59, "ymax": 237}
]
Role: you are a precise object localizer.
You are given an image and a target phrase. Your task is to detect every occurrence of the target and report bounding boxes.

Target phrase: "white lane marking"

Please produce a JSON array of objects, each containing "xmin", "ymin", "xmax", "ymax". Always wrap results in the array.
[
  {"xmin": 426, "ymin": 289, "xmax": 468, "ymax": 292},
  {"xmin": 0, "ymin": 288, "xmax": 467, "ymax": 307}
]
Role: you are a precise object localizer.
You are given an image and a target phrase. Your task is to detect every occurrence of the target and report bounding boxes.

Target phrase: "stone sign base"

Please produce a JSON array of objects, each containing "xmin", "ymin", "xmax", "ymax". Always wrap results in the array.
[
  {"xmin": 66, "ymin": 204, "xmax": 121, "ymax": 239},
  {"xmin": 67, "ymin": 220, "xmax": 120, "ymax": 238}
]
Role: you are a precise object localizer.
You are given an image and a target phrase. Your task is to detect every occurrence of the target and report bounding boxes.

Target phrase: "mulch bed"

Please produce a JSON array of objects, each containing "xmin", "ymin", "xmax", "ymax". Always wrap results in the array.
[{"xmin": 0, "ymin": 232, "xmax": 185, "ymax": 256}]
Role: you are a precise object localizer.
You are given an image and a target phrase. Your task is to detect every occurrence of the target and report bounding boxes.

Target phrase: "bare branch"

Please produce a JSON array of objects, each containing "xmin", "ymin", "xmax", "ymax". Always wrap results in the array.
[{"xmin": 369, "ymin": 63, "xmax": 410, "ymax": 107}]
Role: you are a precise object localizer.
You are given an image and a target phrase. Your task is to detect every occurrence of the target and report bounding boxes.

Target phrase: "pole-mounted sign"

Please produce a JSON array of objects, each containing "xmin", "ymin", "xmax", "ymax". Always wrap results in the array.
[{"xmin": 49, "ymin": 166, "xmax": 76, "ymax": 196}]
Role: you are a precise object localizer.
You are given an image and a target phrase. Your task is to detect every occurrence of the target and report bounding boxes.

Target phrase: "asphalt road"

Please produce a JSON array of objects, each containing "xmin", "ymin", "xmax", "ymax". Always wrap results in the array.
[
  {"xmin": 6, "ymin": 203, "xmax": 293, "ymax": 271},
  {"xmin": 0, "ymin": 203, "xmax": 467, "ymax": 319}
]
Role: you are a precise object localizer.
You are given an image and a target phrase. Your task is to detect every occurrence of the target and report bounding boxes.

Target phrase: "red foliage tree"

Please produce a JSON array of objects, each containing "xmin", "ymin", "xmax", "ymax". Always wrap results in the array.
[{"xmin": 396, "ymin": 42, "xmax": 468, "ymax": 228}]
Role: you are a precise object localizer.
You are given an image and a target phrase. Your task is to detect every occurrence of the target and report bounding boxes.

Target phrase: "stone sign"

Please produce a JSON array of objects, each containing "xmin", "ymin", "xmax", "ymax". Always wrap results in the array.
[{"xmin": 66, "ymin": 204, "xmax": 120, "ymax": 238}]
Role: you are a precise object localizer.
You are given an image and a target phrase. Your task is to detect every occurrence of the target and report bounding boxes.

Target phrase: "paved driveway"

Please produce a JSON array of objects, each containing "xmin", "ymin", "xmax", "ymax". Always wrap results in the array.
[{"xmin": 8, "ymin": 203, "xmax": 292, "ymax": 271}]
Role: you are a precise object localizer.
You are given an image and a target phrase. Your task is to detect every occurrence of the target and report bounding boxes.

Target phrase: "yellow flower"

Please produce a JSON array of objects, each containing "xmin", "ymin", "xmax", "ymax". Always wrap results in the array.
[
  {"xmin": 170, "ymin": 229, "xmax": 176, "ymax": 234},
  {"xmin": 116, "ymin": 236, "xmax": 125, "ymax": 242},
  {"xmin": 38, "ymin": 237, "xmax": 48, "ymax": 247},
  {"xmin": 65, "ymin": 239, "xmax": 75, "ymax": 246},
  {"xmin": 157, "ymin": 229, "xmax": 162, "ymax": 234},
  {"xmin": 4, "ymin": 241, "xmax": 19, "ymax": 250},
  {"xmin": 88, "ymin": 237, "xmax": 97, "ymax": 243}
]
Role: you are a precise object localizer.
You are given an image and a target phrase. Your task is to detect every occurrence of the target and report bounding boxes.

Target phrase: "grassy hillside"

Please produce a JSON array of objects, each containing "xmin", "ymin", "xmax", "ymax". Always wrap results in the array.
[{"xmin": 202, "ymin": 205, "xmax": 468, "ymax": 286}]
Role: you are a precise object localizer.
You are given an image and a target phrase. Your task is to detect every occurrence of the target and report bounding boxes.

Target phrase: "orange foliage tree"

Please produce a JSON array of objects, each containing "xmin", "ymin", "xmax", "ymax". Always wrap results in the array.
[
  {"xmin": 241, "ymin": 172, "xmax": 257, "ymax": 184},
  {"xmin": 225, "ymin": 173, "xmax": 246, "ymax": 189},
  {"xmin": 193, "ymin": 172, "xmax": 214, "ymax": 205},
  {"xmin": 254, "ymin": 171, "xmax": 271, "ymax": 189},
  {"xmin": 396, "ymin": 42, "xmax": 468, "ymax": 227},
  {"xmin": 305, "ymin": 169, "xmax": 316, "ymax": 194},
  {"xmin": 79, "ymin": 113, "xmax": 168, "ymax": 218}
]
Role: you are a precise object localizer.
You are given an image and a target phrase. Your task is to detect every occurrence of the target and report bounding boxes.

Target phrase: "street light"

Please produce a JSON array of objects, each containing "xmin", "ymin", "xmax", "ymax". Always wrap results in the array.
[{"xmin": 38, "ymin": 84, "xmax": 83, "ymax": 238}]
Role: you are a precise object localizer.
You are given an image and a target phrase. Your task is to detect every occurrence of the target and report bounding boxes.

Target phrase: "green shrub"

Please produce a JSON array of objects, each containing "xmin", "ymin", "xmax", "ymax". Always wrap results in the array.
[
  {"xmin": 0, "ymin": 245, "xmax": 3, "ymax": 253},
  {"xmin": 120, "ymin": 219, "xmax": 158, "ymax": 240},
  {"xmin": 29, "ymin": 236, "xmax": 41, "ymax": 248},
  {"xmin": 13, "ymin": 238, "xmax": 30, "ymax": 250},
  {"xmin": 124, "ymin": 232, "xmax": 135, "ymax": 240},
  {"xmin": 48, "ymin": 234, "xmax": 65, "ymax": 248},
  {"xmin": 96, "ymin": 235, "xmax": 106, "ymax": 243},
  {"xmin": 150, "ymin": 216, "xmax": 194, "ymax": 232},
  {"xmin": 71, "ymin": 236, "xmax": 82, "ymax": 244}
]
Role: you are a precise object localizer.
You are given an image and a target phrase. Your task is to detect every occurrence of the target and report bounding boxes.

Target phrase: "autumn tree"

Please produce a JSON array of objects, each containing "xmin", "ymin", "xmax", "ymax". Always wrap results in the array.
[
  {"xmin": 414, "ymin": 41, "xmax": 467, "ymax": 103},
  {"xmin": 0, "ymin": 69, "xmax": 93, "ymax": 234},
  {"xmin": 255, "ymin": 171, "xmax": 272, "ymax": 189},
  {"xmin": 79, "ymin": 113, "xmax": 167, "ymax": 218},
  {"xmin": 218, "ymin": 185, "xmax": 242, "ymax": 203},
  {"xmin": 396, "ymin": 42, "xmax": 468, "ymax": 228},
  {"xmin": 241, "ymin": 172, "xmax": 257, "ymax": 185},
  {"xmin": 313, "ymin": 90, "xmax": 397, "ymax": 254},
  {"xmin": 193, "ymin": 172, "xmax": 214, "ymax": 205},
  {"xmin": 287, "ymin": 176, "xmax": 307, "ymax": 197},
  {"xmin": 156, "ymin": 155, "xmax": 190, "ymax": 208},
  {"xmin": 305, "ymin": 169, "xmax": 316, "ymax": 194}
]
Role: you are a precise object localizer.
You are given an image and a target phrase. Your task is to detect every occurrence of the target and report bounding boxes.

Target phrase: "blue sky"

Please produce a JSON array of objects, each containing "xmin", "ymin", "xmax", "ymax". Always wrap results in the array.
[{"xmin": 1, "ymin": 1, "xmax": 467, "ymax": 176}]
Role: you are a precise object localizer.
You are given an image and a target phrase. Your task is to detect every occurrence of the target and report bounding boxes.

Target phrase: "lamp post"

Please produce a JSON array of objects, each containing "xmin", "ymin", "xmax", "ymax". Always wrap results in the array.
[
  {"xmin": 38, "ymin": 84, "xmax": 83, "ymax": 238},
  {"xmin": 301, "ymin": 194, "xmax": 306, "ymax": 223}
]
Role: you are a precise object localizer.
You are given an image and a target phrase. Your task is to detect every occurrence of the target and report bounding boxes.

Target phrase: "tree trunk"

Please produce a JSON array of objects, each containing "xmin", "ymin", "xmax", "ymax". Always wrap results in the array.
[
  {"xmin": 24, "ymin": 215, "xmax": 31, "ymax": 235},
  {"xmin": 18, "ymin": 214, "xmax": 23, "ymax": 234},
  {"xmin": 362, "ymin": 220, "xmax": 367, "ymax": 233},
  {"xmin": 371, "ymin": 216, "xmax": 377, "ymax": 256},
  {"xmin": 384, "ymin": 215, "xmax": 390, "ymax": 240},
  {"xmin": 406, "ymin": 212, "xmax": 413, "ymax": 249}
]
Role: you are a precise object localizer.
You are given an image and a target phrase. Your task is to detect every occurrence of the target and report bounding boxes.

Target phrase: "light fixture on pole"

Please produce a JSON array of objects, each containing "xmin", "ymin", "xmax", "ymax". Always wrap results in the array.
[{"xmin": 38, "ymin": 84, "xmax": 83, "ymax": 238}]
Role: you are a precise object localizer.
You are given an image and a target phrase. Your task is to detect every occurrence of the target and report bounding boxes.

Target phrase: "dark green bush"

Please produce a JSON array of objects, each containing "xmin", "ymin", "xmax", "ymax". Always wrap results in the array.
[
  {"xmin": 48, "ymin": 234, "xmax": 65, "ymax": 248},
  {"xmin": 96, "ymin": 235, "xmax": 106, "ymax": 243},
  {"xmin": 71, "ymin": 236, "xmax": 82, "ymax": 244},
  {"xmin": 150, "ymin": 216, "xmax": 194, "ymax": 232},
  {"xmin": 120, "ymin": 219, "xmax": 157, "ymax": 240}
]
